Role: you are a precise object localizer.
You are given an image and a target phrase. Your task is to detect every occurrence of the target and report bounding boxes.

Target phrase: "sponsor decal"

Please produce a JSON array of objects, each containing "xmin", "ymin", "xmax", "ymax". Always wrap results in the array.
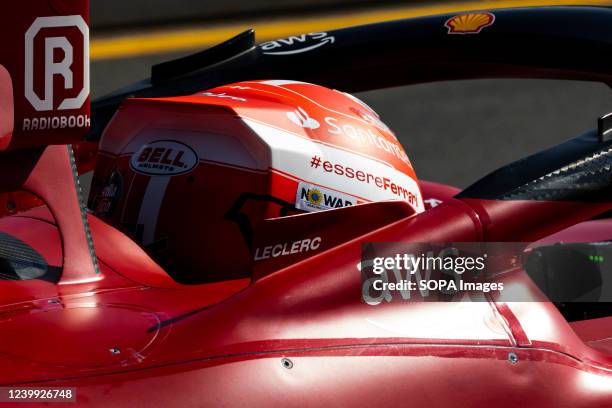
[
  {"xmin": 260, "ymin": 32, "xmax": 334, "ymax": 55},
  {"xmin": 284, "ymin": 107, "xmax": 409, "ymax": 166},
  {"xmin": 424, "ymin": 198, "xmax": 443, "ymax": 209},
  {"xmin": 350, "ymin": 106, "xmax": 377, "ymax": 125},
  {"xmin": 91, "ymin": 169, "xmax": 123, "ymax": 216},
  {"xmin": 254, "ymin": 237, "xmax": 322, "ymax": 261},
  {"xmin": 343, "ymin": 92, "xmax": 389, "ymax": 130},
  {"xmin": 324, "ymin": 116, "xmax": 410, "ymax": 166},
  {"xmin": 309, "ymin": 156, "xmax": 420, "ymax": 207},
  {"xmin": 130, "ymin": 140, "xmax": 198, "ymax": 176},
  {"xmin": 307, "ymin": 188, "xmax": 323, "ymax": 205},
  {"xmin": 445, "ymin": 12, "xmax": 495, "ymax": 34},
  {"xmin": 243, "ymin": 118, "xmax": 425, "ymax": 212},
  {"xmin": 287, "ymin": 107, "xmax": 320, "ymax": 129},
  {"xmin": 198, "ymin": 91, "xmax": 247, "ymax": 102},
  {"xmin": 348, "ymin": 105, "xmax": 394, "ymax": 135},
  {"xmin": 296, "ymin": 182, "xmax": 356, "ymax": 212},
  {"xmin": 25, "ymin": 15, "xmax": 89, "ymax": 112},
  {"xmin": 22, "ymin": 115, "xmax": 89, "ymax": 131}
]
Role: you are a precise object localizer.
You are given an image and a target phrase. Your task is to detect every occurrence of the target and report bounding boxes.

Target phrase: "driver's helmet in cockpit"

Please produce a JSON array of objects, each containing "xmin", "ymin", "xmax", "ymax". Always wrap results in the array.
[{"xmin": 89, "ymin": 80, "xmax": 424, "ymax": 283}]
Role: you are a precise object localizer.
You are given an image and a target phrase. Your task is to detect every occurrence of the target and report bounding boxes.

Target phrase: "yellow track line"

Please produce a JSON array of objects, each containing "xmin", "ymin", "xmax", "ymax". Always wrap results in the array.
[{"xmin": 91, "ymin": 0, "xmax": 612, "ymax": 60}]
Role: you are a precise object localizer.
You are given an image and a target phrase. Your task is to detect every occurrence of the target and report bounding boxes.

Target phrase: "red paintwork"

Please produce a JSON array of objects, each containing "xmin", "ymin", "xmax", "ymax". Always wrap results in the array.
[
  {"xmin": 73, "ymin": 141, "xmax": 98, "ymax": 174},
  {"xmin": 1, "ymin": 192, "xmax": 612, "ymax": 407}
]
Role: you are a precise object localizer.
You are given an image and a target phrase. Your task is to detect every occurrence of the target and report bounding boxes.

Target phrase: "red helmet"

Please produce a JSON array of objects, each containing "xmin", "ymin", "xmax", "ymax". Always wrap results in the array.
[{"xmin": 90, "ymin": 80, "xmax": 423, "ymax": 283}]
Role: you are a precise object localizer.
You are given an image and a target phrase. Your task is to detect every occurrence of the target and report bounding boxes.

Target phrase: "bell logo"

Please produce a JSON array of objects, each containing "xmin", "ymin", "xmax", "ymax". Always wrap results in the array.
[
  {"xmin": 130, "ymin": 140, "xmax": 199, "ymax": 176},
  {"xmin": 24, "ymin": 15, "xmax": 89, "ymax": 112}
]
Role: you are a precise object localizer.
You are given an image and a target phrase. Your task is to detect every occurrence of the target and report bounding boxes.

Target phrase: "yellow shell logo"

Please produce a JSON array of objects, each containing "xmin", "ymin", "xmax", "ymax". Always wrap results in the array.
[
  {"xmin": 307, "ymin": 189, "xmax": 323, "ymax": 205},
  {"xmin": 445, "ymin": 12, "xmax": 495, "ymax": 34}
]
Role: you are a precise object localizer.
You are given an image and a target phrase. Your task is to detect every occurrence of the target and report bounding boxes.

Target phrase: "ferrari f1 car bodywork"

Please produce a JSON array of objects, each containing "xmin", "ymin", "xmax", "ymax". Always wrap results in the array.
[{"xmin": 1, "ymin": 2, "xmax": 612, "ymax": 407}]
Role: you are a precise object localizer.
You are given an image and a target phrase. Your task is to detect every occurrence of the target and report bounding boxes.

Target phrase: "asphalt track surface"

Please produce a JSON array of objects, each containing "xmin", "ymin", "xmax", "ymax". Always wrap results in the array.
[{"xmin": 91, "ymin": 2, "xmax": 612, "ymax": 189}]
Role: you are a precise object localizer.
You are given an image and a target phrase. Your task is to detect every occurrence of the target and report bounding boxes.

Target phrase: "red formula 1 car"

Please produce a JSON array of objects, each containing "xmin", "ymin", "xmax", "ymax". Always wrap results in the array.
[{"xmin": 1, "ymin": 1, "xmax": 612, "ymax": 407}]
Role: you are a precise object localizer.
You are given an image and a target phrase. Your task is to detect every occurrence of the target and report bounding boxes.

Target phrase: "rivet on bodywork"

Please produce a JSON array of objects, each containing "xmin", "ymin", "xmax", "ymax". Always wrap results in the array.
[
  {"xmin": 109, "ymin": 348, "xmax": 121, "ymax": 355},
  {"xmin": 281, "ymin": 358, "xmax": 293, "ymax": 369},
  {"xmin": 508, "ymin": 352, "xmax": 519, "ymax": 364}
]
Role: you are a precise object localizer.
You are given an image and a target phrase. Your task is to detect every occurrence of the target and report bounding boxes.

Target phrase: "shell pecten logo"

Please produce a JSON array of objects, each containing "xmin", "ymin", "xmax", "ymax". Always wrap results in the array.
[{"xmin": 445, "ymin": 12, "xmax": 495, "ymax": 34}]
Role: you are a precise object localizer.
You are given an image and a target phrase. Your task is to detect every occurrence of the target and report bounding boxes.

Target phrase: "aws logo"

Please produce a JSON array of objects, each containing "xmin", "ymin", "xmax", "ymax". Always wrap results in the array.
[
  {"xmin": 260, "ymin": 32, "xmax": 335, "ymax": 55},
  {"xmin": 296, "ymin": 182, "xmax": 356, "ymax": 212}
]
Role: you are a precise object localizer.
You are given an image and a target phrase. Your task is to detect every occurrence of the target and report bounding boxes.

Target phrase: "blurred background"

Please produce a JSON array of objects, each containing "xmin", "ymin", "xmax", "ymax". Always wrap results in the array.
[{"xmin": 90, "ymin": 0, "xmax": 612, "ymax": 188}]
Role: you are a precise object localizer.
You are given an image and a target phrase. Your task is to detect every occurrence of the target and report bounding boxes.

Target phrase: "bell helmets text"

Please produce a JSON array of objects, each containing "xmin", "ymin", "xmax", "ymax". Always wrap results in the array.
[{"xmin": 130, "ymin": 140, "xmax": 199, "ymax": 176}]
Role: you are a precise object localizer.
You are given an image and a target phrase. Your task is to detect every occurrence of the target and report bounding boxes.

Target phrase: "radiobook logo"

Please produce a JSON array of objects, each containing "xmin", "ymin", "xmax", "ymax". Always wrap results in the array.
[{"xmin": 25, "ymin": 15, "xmax": 89, "ymax": 112}]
